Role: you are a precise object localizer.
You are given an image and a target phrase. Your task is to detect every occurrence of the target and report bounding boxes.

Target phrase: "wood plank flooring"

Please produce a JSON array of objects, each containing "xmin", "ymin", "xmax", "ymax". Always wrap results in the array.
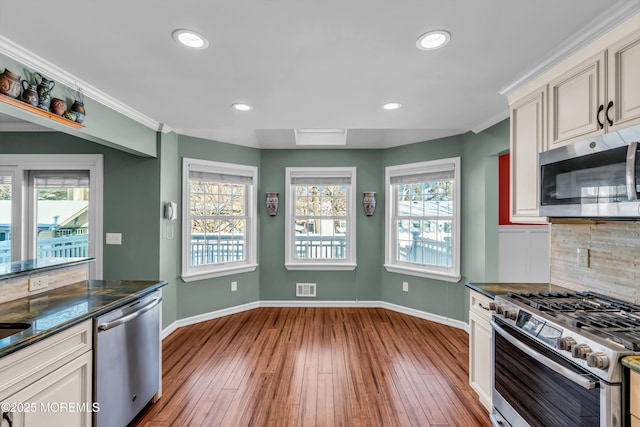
[{"xmin": 131, "ymin": 307, "xmax": 491, "ymax": 427}]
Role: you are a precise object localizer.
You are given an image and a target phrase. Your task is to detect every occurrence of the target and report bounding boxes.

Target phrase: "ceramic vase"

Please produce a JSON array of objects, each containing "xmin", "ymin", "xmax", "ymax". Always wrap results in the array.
[
  {"xmin": 0, "ymin": 69, "xmax": 22, "ymax": 98},
  {"xmin": 20, "ymin": 80, "xmax": 39, "ymax": 106},
  {"xmin": 34, "ymin": 73, "xmax": 55, "ymax": 110},
  {"xmin": 363, "ymin": 192, "xmax": 376, "ymax": 216},
  {"xmin": 266, "ymin": 192, "xmax": 279, "ymax": 216},
  {"xmin": 50, "ymin": 98, "xmax": 67, "ymax": 115},
  {"xmin": 70, "ymin": 100, "xmax": 86, "ymax": 123}
]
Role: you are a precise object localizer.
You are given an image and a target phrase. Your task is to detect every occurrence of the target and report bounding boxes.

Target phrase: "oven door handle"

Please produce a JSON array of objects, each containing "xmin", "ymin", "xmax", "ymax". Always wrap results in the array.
[{"xmin": 491, "ymin": 320, "xmax": 599, "ymax": 390}]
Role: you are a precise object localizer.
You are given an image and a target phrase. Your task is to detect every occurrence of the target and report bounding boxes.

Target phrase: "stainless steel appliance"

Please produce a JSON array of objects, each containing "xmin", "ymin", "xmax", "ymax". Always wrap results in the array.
[
  {"xmin": 490, "ymin": 291, "xmax": 640, "ymax": 427},
  {"xmin": 539, "ymin": 124, "xmax": 640, "ymax": 218},
  {"xmin": 94, "ymin": 291, "xmax": 162, "ymax": 427}
]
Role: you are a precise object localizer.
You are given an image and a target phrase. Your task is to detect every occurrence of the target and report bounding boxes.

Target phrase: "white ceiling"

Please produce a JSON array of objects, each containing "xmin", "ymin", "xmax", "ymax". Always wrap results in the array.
[{"xmin": 0, "ymin": 1, "xmax": 639, "ymax": 149}]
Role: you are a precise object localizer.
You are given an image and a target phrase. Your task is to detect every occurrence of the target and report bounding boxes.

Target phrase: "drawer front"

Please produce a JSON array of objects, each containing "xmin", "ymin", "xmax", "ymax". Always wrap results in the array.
[
  {"xmin": 631, "ymin": 370, "xmax": 640, "ymax": 418},
  {"xmin": 0, "ymin": 320, "xmax": 92, "ymax": 399},
  {"xmin": 470, "ymin": 290, "xmax": 493, "ymax": 319}
]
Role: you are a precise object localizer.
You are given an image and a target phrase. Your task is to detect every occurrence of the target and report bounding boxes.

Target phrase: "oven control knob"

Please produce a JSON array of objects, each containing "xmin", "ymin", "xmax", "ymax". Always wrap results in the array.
[
  {"xmin": 489, "ymin": 301, "xmax": 498, "ymax": 311},
  {"xmin": 504, "ymin": 308, "xmax": 518, "ymax": 320},
  {"xmin": 557, "ymin": 336, "xmax": 577, "ymax": 351},
  {"xmin": 571, "ymin": 343, "xmax": 592, "ymax": 359},
  {"xmin": 495, "ymin": 305, "xmax": 506, "ymax": 315},
  {"xmin": 586, "ymin": 352, "xmax": 610, "ymax": 370}
]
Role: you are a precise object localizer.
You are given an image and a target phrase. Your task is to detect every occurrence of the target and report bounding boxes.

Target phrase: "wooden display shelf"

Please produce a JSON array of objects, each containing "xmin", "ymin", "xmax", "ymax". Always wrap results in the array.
[{"xmin": 0, "ymin": 92, "xmax": 84, "ymax": 129}]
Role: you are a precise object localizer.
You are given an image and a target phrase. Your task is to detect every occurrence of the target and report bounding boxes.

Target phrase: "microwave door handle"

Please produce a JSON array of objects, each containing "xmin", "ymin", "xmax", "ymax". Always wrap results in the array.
[
  {"xmin": 491, "ymin": 320, "xmax": 598, "ymax": 390},
  {"xmin": 626, "ymin": 141, "xmax": 638, "ymax": 201}
]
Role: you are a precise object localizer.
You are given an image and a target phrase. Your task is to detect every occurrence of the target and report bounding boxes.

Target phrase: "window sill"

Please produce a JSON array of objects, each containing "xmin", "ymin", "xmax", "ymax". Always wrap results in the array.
[
  {"xmin": 383, "ymin": 264, "xmax": 460, "ymax": 283},
  {"xmin": 182, "ymin": 263, "xmax": 258, "ymax": 282},
  {"xmin": 285, "ymin": 262, "xmax": 357, "ymax": 271}
]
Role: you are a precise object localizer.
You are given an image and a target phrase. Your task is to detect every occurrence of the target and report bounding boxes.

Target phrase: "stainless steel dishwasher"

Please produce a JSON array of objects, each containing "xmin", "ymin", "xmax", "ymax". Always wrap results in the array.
[{"xmin": 94, "ymin": 290, "xmax": 162, "ymax": 427}]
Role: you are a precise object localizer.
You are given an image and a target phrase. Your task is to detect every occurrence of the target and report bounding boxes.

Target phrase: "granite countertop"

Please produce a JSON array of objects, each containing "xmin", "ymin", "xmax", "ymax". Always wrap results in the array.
[
  {"xmin": 0, "ymin": 279, "xmax": 167, "ymax": 358},
  {"xmin": 0, "ymin": 257, "xmax": 94, "ymax": 280},
  {"xmin": 622, "ymin": 356, "xmax": 640, "ymax": 374},
  {"xmin": 466, "ymin": 282, "xmax": 577, "ymax": 300}
]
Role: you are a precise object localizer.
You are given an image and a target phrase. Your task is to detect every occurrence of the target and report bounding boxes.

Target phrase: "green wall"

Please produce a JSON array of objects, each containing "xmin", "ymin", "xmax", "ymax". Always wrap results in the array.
[
  {"xmin": 173, "ymin": 135, "xmax": 262, "ymax": 320},
  {"xmin": 259, "ymin": 149, "xmax": 384, "ymax": 302},
  {"xmin": 0, "ymin": 119, "xmax": 509, "ymax": 327},
  {"xmin": 0, "ymin": 132, "xmax": 162, "ymax": 280}
]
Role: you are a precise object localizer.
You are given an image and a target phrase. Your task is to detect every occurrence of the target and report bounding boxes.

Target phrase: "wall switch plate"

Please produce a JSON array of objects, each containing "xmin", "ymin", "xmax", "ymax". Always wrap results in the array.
[
  {"xmin": 402, "ymin": 281, "xmax": 409, "ymax": 292},
  {"xmin": 106, "ymin": 233, "xmax": 122, "ymax": 245},
  {"xmin": 577, "ymin": 248, "xmax": 590, "ymax": 268},
  {"xmin": 231, "ymin": 281, "xmax": 237, "ymax": 292},
  {"xmin": 29, "ymin": 276, "xmax": 49, "ymax": 292}
]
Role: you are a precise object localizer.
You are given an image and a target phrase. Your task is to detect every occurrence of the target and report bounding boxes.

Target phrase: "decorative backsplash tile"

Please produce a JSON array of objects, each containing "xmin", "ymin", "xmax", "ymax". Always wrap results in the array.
[{"xmin": 550, "ymin": 222, "xmax": 640, "ymax": 303}]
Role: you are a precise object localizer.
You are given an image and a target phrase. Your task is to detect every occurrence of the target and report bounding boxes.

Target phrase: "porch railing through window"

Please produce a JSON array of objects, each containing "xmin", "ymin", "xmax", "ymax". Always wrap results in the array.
[{"xmin": 0, "ymin": 234, "xmax": 90, "ymax": 263}]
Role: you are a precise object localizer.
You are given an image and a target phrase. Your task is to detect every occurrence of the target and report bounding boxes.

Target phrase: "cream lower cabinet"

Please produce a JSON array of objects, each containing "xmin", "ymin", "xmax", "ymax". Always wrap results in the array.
[
  {"xmin": 631, "ymin": 370, "xmax": 640, "ymax": 427},
  {"xmin": 0, "ymin": 320, "xmax": 93, "ymax": 427},
  {"xmin": 510, "ymin": 86, "xmax": 548, "ymax": 223},
  {"xmin": 469, "ymin": 290, "xmax": 493, "ymax": 412}
]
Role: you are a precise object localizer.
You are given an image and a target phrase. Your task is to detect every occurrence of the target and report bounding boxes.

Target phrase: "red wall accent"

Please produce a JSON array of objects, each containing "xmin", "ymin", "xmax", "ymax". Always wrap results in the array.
[{"xmin": 498, "ymin": 153, "xmax": 542, "ymax": 225}]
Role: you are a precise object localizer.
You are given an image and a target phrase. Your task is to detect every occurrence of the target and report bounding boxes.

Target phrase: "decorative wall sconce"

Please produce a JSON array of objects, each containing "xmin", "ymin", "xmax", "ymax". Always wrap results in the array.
[
  {"xmin": 266, "ymin": 192, "xmax": 279, "ymax": 216},
  {"xmin": 363, "ymin": 192, "xmax": 376, "ymax": 216}
]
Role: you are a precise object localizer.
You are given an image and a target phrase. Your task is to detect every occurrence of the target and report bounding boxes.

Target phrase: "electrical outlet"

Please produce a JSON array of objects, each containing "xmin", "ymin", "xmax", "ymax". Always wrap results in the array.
[
  {"xmin": 231, "ymin": 281, "xmax": 237, "ymax": 292},
  {"xmin": 29, "ymin": 276, "xmax": 49, "ymax": 292},
  {"xmin": 402, "ymin": 281, "xmax": 409, "ymax": 292},
  {"xmin": 577, "ymin": 248, "xmax": 590, "ymax": 268}
]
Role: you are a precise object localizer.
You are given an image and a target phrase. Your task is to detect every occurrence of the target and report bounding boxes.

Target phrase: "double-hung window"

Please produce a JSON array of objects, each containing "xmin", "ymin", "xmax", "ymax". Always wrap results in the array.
[
  {"xmin": 182, "ymin": 158, "xmax": 257, "ymax": 281},
  {"xmin": 285, "ymin": 167, "xmax": 356, "ymax": 270},
  {"xmin": 384, "ymin": 157, "xmax": 461, "ymax": 282}
]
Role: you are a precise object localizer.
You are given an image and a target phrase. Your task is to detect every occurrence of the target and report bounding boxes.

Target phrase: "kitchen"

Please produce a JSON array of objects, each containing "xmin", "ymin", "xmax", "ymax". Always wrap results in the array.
[{"xmin": 0, "ymin": 1, "xmax": 640, "ymax": 426}]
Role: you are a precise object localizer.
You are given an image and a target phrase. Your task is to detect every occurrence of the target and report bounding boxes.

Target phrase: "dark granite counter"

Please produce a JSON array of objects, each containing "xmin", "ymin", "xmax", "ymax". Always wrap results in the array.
[
  {"xmin": 0, "ymin": 279, "xmax": 167, "ymax": 358},
  {"xmin": 466, "ymin": 282, "xmax": 576, "ymax": 300},
  {"xmin": 0, "ymin": 257, "xmax": 94, "ymax": 280}
]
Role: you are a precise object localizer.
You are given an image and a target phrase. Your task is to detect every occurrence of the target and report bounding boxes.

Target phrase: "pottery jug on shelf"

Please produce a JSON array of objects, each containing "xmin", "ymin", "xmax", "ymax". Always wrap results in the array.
[
  {"xmin": 70, "ymin": 100, "xmax": 86, "ymax": 123},
  {"xmin": 0, "ymin": 69, "xmax": 22, "ymax": 98},
  {"xmin": 20, "ymin": 80, "xmax": 39, "ymax": 106},
  {"xmin": 34, "ymin": 72, "xmax": 55, "ymax": 110},
  {"xmin": 50, "ymin": 97, "xmax": 66, "ymax": 115}
]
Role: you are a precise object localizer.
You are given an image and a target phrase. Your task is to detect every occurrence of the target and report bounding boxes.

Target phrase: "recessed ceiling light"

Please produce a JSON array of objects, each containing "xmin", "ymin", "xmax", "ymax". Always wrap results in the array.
[
  {"xmin": 172, "ymin": 29, "xmax": 209, "ymax": 49},
  {"xmin": 382, "ymin": 102, "xmax": 402, "ymax": 110},
  {"xmin": 416, "ymin": 30, "xmax": 451, "ymax": 51},
  {"xmin": 232, "ymin": 103, "xmax": 253, "ymax": 111}
]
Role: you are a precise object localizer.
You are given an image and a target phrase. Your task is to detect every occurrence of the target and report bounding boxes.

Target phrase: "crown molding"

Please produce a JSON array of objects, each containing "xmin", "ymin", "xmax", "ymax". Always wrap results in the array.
[
  {"xmin": 470, "ymin": 108, "xmax": 509, "ymax": 134},
  {"xmin": 0, "ymin": 35, "xmax": 173, "ymax": 134},
  {"xmin": 499, "ymin": 1, "xmax": 640, "ymax": 97}
]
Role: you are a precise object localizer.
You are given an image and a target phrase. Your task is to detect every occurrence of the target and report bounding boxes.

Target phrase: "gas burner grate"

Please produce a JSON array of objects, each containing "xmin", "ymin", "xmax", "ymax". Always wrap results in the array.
[{"xmin": 506, "ymin": 291, "xmax": 640, "ymax": 313}]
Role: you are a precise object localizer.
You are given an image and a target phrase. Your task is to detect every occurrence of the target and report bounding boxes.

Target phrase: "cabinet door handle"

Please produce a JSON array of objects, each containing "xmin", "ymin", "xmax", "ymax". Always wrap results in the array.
[
  {"xmin": 596, "ymin": 104, "xmax": 605, "ymax": 129},
  {"xmin": 478, "ymin": 302, "xmax": 491, "ymax": 311},
  {"xmin": 2, "ymin": 411, "xmax": 13, "ymax": 427},
  {"xmin": 606, "ymin": 100, "xmax": 614, "ymax": 127}
]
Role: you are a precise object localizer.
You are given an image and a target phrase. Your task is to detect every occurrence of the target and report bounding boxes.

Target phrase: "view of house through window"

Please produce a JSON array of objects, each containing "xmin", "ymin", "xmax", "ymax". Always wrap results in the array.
[{"xmin": 32, "ymin": 171, "xmax": 90, "ymax": 260}]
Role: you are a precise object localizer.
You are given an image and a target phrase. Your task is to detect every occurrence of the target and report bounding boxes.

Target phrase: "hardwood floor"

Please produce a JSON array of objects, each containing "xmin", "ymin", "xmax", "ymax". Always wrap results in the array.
[{"xmin": 132, "ymin": 307, "xmax": 491, "ymax": 427}]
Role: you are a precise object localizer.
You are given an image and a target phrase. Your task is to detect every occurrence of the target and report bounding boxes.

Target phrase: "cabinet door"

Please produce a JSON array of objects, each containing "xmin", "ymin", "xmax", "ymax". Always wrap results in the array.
[
  {"xmin": 608, "ymin": 29, "xmax": 640, "ymax": 130},
  {"xmin": 548, "ymin": 52, "xmax": 605, "ymax": 149},
  {"xmin": 510, "ymin": 87, "xmax": 547, "ymax": 223},
  {"xmin": 6, "ymin": 352, "xmax": 92, "ymax": 427},
  {"xmin": 469, "ymin": 310, "xmax": 492, "ymax": 411}
]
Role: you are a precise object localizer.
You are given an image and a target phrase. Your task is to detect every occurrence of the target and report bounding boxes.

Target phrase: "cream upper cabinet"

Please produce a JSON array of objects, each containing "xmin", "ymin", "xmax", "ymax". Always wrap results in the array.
[
  {"xmin": 548, "ymin": 28, "xmax": 640, "ymax": 149},
  {"xmin": 548, "ymin": 52, "xmax": 605, "ymax": 149},
  {"xmin": 510, "ymin": 87, "xmax": 547, "ymax": 223},
  {"xmin": 608, "ymin": 29, "xmax": 640, "ymax": 130}
]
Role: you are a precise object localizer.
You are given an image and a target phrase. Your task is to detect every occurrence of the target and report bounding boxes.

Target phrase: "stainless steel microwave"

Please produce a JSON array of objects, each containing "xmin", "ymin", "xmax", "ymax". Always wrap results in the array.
[{"xmin": 539, "ymin": 124, "xmax": 640, "ymax": 218}]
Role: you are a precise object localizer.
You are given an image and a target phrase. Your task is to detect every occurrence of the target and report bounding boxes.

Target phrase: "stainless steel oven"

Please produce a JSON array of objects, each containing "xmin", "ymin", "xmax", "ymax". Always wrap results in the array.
[
  {"xmin": 487, "ymin": 290, "xmax": 640, "ymax": 427},
  {"xmin": 491, "ymin": 317, "xmax": 619, "ymax": 427}
]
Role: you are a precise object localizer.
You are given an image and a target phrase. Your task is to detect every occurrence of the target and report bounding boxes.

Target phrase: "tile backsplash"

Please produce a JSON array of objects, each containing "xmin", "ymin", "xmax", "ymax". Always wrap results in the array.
[{"xmin": 550, "ymin": 222, "xmax": 640, "ymax": 303}]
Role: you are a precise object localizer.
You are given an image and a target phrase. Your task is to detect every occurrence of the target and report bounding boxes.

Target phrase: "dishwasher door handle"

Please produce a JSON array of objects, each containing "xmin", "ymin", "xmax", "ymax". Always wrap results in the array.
[{"xmin": 97, "ymin": 297, "xmax": 162, "ymax": 332}]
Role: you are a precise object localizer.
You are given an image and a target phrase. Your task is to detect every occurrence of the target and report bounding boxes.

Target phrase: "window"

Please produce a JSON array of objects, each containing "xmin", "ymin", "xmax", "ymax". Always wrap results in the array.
[
  {"xmin": 285, "ymin": 167, "xmax": 356, "ymax": 270},
  {"xmin": 182, "ymin": 158, "xmax": 257, "ymax": 281},
  {"xmin": 384, "ymin": 157, "xmax": 461, "ymax": 282},
  {"xmin": 0, "ymin": 155, "xmax": 103, "ymax": 278}
]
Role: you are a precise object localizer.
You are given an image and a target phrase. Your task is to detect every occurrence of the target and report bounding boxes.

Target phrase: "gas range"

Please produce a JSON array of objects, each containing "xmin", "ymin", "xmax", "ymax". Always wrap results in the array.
[{"xmin": 492, "ymin": 290, "xmax": 640, "ymax": 383}]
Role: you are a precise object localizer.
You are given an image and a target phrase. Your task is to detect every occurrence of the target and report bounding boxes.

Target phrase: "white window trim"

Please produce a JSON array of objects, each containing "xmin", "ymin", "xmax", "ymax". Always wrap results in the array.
[
  {"xmin": 181, "ymin": 157, "xmax": 258, "ymax": 282},
  {"xmin": 0, "ymin": 154, "xmax": 104, "ymax": 279},
  {"xmin": 384, "ymin": 157, "xmax": 461, "ymax": 283},
  {"xmin": 285, "ymin": 166, "xmax": 356, "ymax": 271}
]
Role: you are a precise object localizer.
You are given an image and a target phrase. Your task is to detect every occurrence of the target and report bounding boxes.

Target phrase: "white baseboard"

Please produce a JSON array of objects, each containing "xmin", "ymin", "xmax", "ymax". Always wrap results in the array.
[{"xmin": 162, "ymin": 300, "xmax": 469, "ymax": 339}]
